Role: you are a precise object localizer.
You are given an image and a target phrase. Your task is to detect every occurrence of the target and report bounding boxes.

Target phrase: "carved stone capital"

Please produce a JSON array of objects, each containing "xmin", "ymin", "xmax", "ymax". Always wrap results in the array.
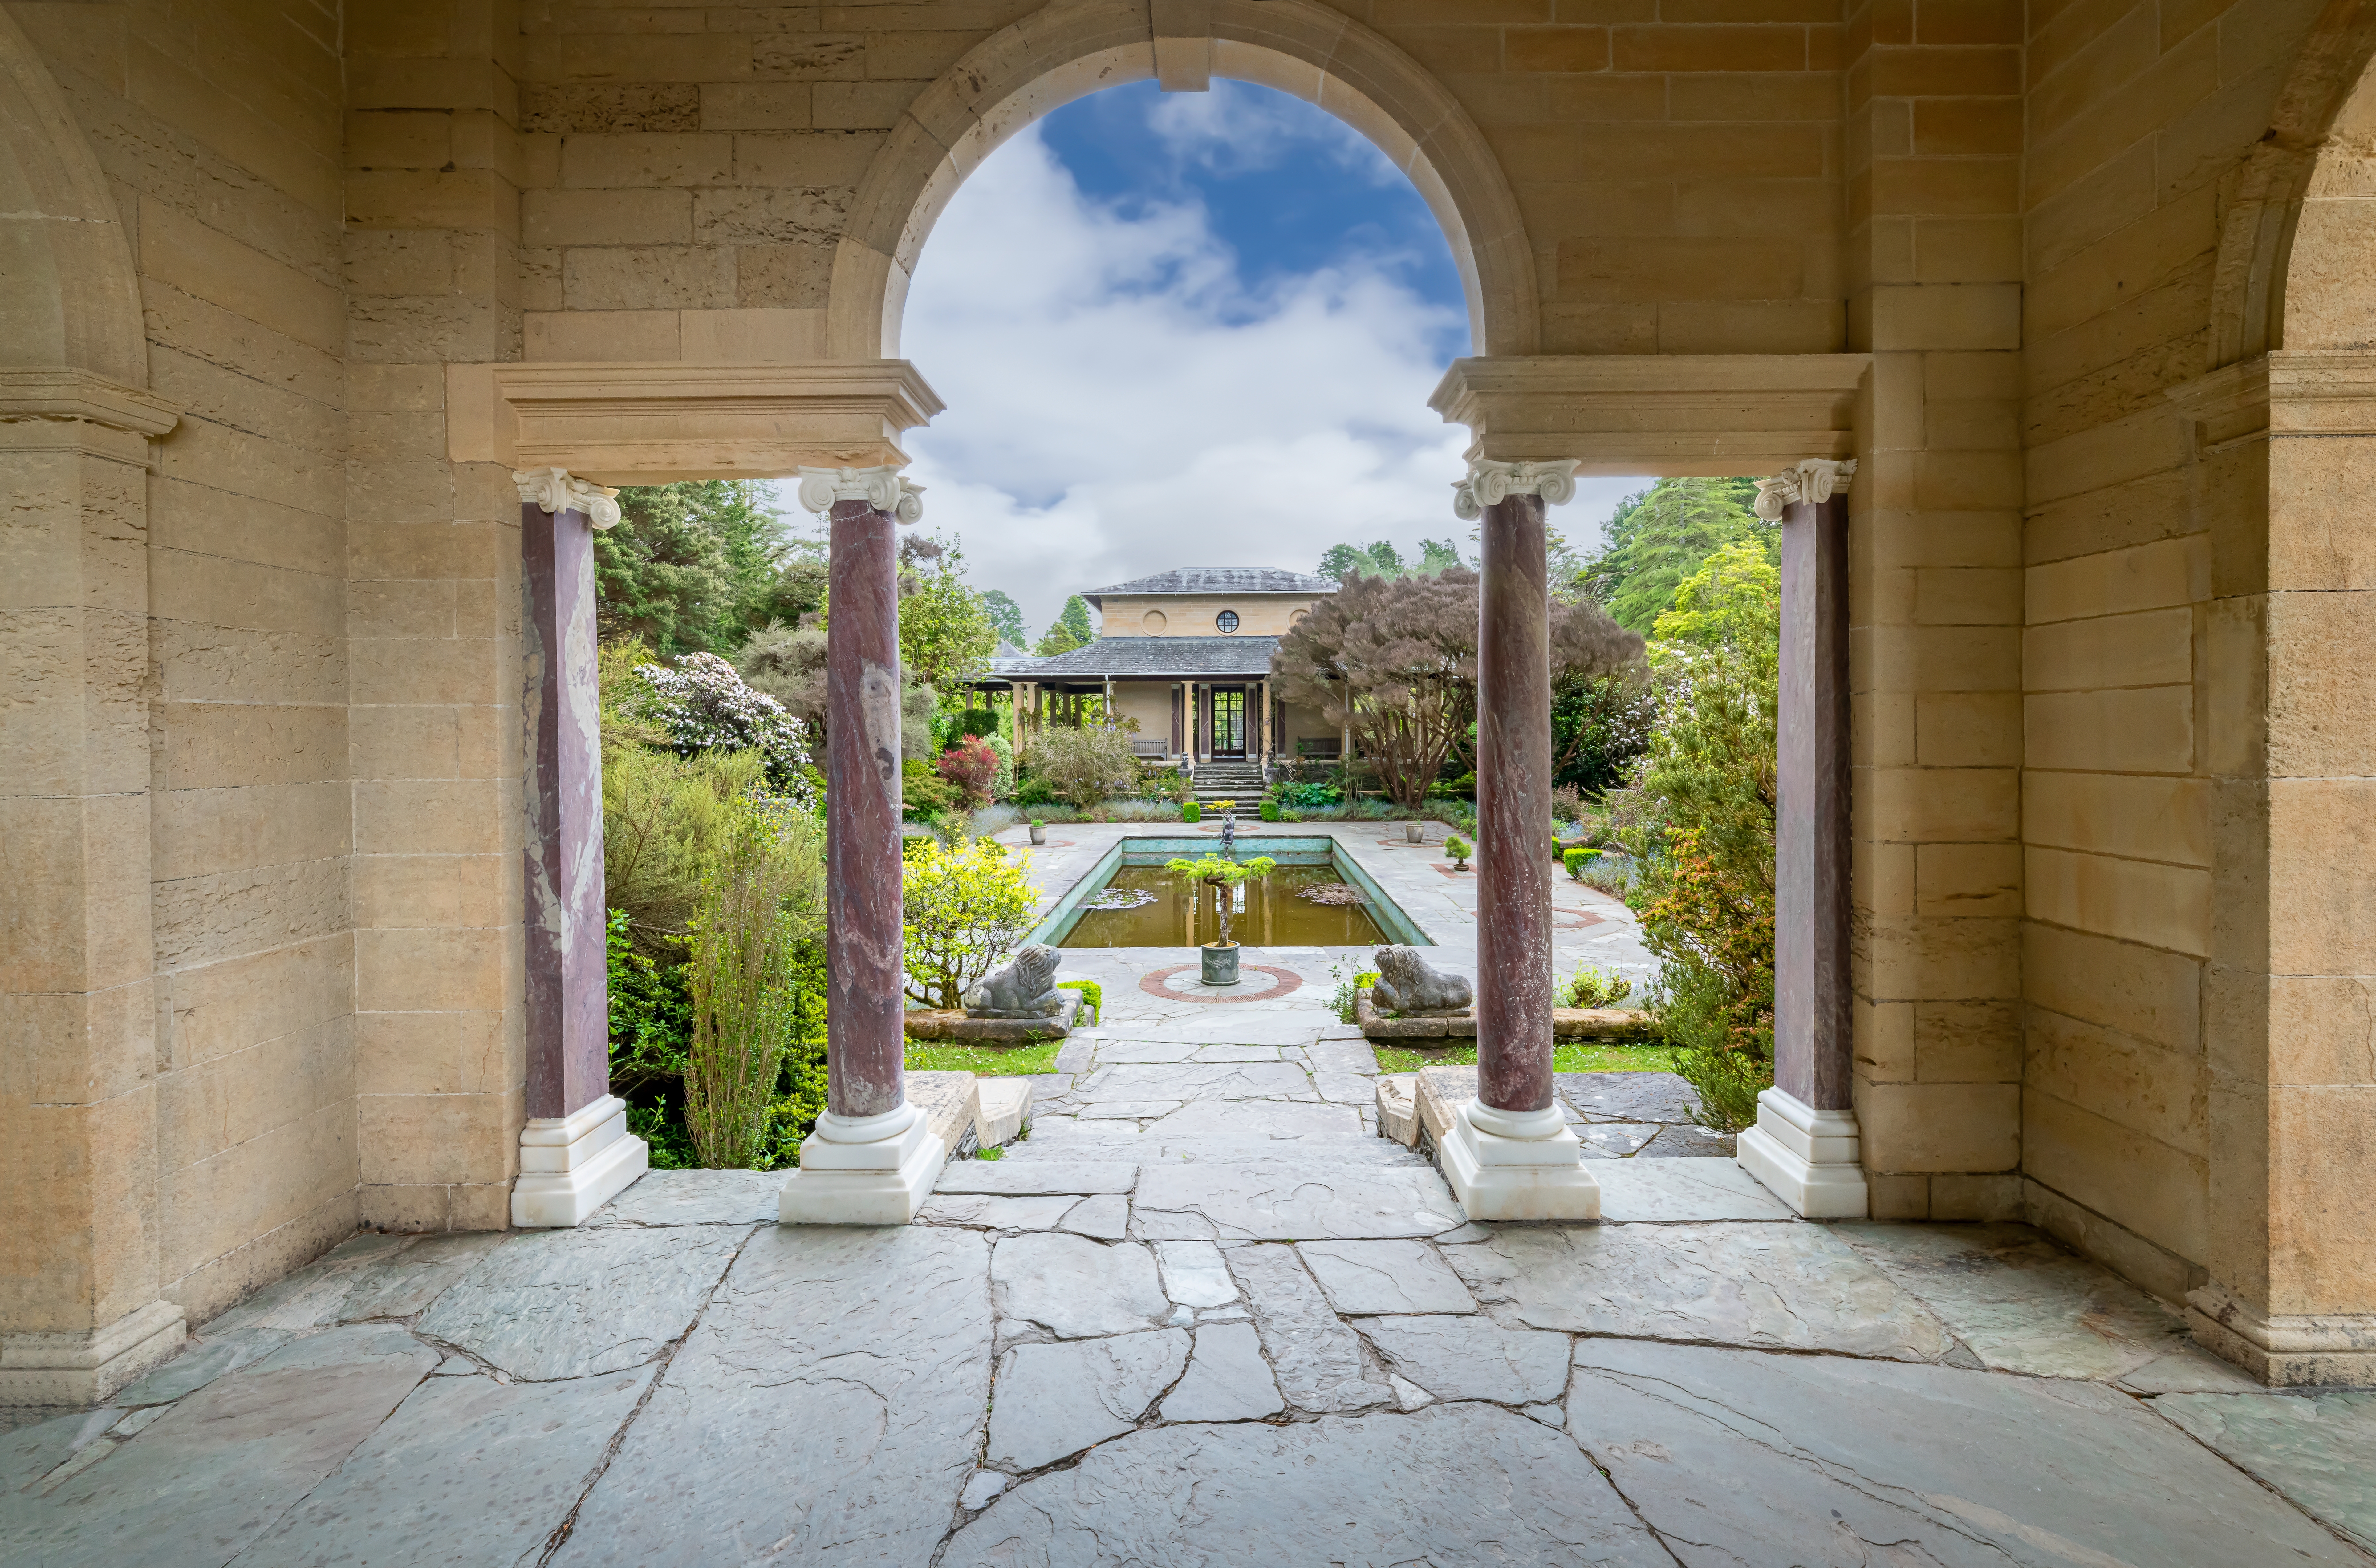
[
  {"xmin": 1450, "ymin": 457, "xmax": 1580, "ymax": 520},
  {"xmin": 797, "ymin": 463, "xmax": 925, "ymax": 523},
  {"xmin": 1752, "ymin": 457, "xmax": 1857, "ymax": 521},
  {"xmin": 513, "ymin": 467, "xmax": 622, "ymax": 529}
]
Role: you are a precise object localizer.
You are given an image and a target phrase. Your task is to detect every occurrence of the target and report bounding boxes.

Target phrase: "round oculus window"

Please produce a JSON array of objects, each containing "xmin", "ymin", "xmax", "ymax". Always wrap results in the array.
[
  {"xmin": 1215, "ymin": 610, "xmax": 1240, "ymax": 633},
  {"xmin": 1141, "ymin": 609, "xmax": 1168, "ymax": 633}
]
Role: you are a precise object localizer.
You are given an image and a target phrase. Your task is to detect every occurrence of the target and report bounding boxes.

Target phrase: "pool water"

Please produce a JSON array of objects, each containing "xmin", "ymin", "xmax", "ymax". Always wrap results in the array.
[{"xmin": 1058, "ymin": 864, "xmax": 1388, "ymax": 948}]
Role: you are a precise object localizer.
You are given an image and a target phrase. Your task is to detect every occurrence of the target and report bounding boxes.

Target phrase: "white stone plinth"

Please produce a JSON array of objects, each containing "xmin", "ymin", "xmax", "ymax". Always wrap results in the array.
[
  {"xmin": 780, "ymin": 1103, "xmax": 947, "ymax": 1225},
  {"xmin": 1439, "ymin": 1099, "xmax": 1601, "ymax": 1221},
  {"xmin": 1736, "ymin": 1086, "xmax": 1868, "ymax": 1219},
  {"xmin": 0, "ymin": 1300, "xmax": 187, "ymax": 1407},
  {"xmin": 976, "ymin": 1080, "xmax": 1032, "ymax": 1149},
  {"xmin": 513, "ymin": 1094, "xmax": 649, "ymax": 1228}
]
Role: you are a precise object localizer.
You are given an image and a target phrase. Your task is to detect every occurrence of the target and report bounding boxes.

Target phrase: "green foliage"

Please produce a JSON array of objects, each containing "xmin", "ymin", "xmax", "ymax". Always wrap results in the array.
[
  {"xmin": 1580, "ymin": 477, "xmax": 1769, "ymax": 634},
  {"xmin": 1259, "ymin": 801, "xmax": 1281, "ymax": 822},
  {"xmin": 1056, "ymin": 978, "xmax": 1101, "ymax": 1023},
  {"xmin": 1557, "ymin": 965, "xmax": 1634, "ymax": 1009},
  {"xmin": 1034, "ymin": 594, "xmax": 1095, "ymax": 655},
  {"xmin": 898, "ymin": 532, "xmax": 999, "ymax": 693},
  {"xmin": 901, "ymin": 837, "xmax": 1040, "ymax": 1008},
  {"xmin": 1444, "ymin": 835, "xmax": 1471, "ymax": 862},
  {"xmin": 903, "ymin": 756, "xmax": 959, "ymax": 817},
  {"xmin": 1653, "ymin": 538, "xmax": 1781, "ymax": 651},
  {"xmin": 1317, "ymin": 538, "xmax": 1465, "ymax": 582},
  {"xmin": 1028, "ymin": 722, "xmax": 1142, "ymax": 808},
  {"xmin": 608, "ymin": 910, "xmax": 696, "ymax": 1169},
  {"xmin": 685, "ymin": 798, "xmax": 825, "ymax": 1170},
  {"xmin": 1371, "ymin": 1042, "xmax": 1683, "ymax": 1075},
  {"xmin": 1270, "ymin": 779, "xmax": 1342, "ymax": 810},
  {"xmin": 1161, "ymin": 854, "xmax": 1276, "ymax": 947},
  {"xmin": 596, "ymin": 480, "xmax": 810, "ymax": 656},
  {"xmin": 1564, "ymin": 846, "xmax": 1599, "ymax": 881},
  {"xmin": 980, "ymin": 588, "xmax": 1028, "ymax": 648},
  {"xmin": 1328, "ymin": 963, "xmax": 1384, "ymax": 1024},
  {"xmin": 905, "ymin": 1039, "xmax": 1063, "ymax": 1076},
  {"xmin": 1180, "ymin": 800, "xmax": 1202, "ymax": 823},
  {"xmin": 936, "ymin": 736, "xmax": 999, "ymax": 808},
  {"xmin": 1553, "ymin": 668, "xmax": 1658, "ymax": 797}
]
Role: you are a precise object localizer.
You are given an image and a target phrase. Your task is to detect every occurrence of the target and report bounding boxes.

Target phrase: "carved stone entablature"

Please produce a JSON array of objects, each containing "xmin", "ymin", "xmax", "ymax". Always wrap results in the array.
[
  {"xmin": 1451, "ymin": 457, "xmax": 1580, "ymax": 519},
  {"xmin": 2166, "ymin": 351, "xmax": 2376, "ymax": 453},
  {"xmin": 513, "ymin": 467, "xmax": 623, "ymax": 529},
  {"xmin": 797, "ymin": 463, "xmax": 925, "ymax": 523},
  {"xmin": 0, "ymin": 367, "xmax": 179, "ymax": 467},
  {"xmin": 1752, "ymin": 457, "xmax": 1858, "ymax": 521}
]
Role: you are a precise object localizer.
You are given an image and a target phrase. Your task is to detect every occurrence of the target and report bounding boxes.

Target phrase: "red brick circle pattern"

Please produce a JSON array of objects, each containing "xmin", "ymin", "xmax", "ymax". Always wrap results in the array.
[{"xmin": 1135, "ymin": 963, "xmax": 1308, "ymax": 1004}]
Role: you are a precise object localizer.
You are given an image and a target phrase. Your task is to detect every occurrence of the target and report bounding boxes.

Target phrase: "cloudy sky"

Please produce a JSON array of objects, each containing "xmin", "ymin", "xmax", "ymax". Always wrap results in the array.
[{"xmin": 840, "ymin": 80, "xmax": 1649, "ymax": 641}]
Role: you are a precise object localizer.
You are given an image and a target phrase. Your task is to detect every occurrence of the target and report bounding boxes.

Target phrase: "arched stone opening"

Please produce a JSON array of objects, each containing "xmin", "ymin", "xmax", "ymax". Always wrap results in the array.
[{"xmin": 824, "ymin": 0, "xmax": 1539, "ymax": 363}]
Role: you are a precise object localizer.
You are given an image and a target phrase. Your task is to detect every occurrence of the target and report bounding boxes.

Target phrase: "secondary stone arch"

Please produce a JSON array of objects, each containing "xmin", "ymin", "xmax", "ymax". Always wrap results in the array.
[
  {"xmin": 0, "ymin": 7, "xmax": 146, "ymax": 385},
  {"xmin": 824, "ymin": 0, "xmax": 1539, "ymax": 363}
]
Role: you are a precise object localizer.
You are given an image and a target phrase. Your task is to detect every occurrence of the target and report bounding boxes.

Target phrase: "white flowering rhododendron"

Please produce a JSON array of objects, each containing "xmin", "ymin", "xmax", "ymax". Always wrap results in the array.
[{"xmin": 637, "ymin": 653, "xmax": 818, "ymax": 810}]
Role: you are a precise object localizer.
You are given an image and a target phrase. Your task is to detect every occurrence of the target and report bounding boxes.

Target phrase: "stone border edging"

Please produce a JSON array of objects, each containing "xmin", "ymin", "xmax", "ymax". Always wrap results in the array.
[{"xmin": 1135, "ymin": 963, "xmax": 1307, "ymax": 1004}]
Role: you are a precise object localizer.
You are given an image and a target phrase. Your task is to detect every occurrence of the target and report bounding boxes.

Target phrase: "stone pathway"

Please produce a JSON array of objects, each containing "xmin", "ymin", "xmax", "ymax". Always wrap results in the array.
[{"xmin": 8, "ymin": 967, "xmax": 2376, "ymax": 1564}]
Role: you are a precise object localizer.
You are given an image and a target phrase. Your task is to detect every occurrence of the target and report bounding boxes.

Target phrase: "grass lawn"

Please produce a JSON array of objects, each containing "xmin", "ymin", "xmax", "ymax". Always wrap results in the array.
[
  {"xmin": 1368, "ymin": 1042, "xmax": 1684, "ymax": 1076},
  {"xmin": 904, "ymin": 1040, "xmax": 1063, "ymax": 1076}
]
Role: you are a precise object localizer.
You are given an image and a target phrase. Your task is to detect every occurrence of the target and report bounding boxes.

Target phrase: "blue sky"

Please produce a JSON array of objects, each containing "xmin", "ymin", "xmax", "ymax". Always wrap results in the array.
[{"xmin": 886, "ymin": 79, "xmax": 1644, "ymax": 638}]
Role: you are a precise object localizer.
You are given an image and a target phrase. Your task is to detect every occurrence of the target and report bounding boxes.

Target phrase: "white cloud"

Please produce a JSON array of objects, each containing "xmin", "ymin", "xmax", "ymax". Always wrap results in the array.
[
  {"xmin": 1144, "ymin": 80, "xmax": 1396, "ymax": 185},
  {"xmin": 853, "ymin": 101, "xmax": 1645, "ymax": 638}
]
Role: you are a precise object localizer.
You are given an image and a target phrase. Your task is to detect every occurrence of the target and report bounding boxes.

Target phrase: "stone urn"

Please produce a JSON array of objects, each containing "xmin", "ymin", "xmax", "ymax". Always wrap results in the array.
[
  {"xmin": 1201, "ymin": 942, "xmax": 1241, "ymax": 986},
  {"xmin": 1029, "ymin": 822, "xmax": 1046, "ymax": 845},
  {"xmin": 1405, "ymin": 822, "xmax": 1424, "ymax": 844}
]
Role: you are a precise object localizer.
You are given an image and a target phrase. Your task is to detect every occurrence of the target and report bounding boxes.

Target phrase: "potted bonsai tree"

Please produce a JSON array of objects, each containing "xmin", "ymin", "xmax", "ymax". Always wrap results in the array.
[
  {"xmin": 1163, "ymin": 852, "xmax": 1278, "ymax": 985},
  {"xmin": 1444, "ymin": 835, "xmax": 1472, "ymax": 872}
]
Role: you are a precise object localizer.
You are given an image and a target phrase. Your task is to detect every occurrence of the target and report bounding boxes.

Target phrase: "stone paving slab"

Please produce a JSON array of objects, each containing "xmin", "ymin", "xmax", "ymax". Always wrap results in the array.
[
  {"xmin": 231, "ymin": 1364, "xmax": 656, "ymax": 1567},
  {"xmin": 934, "ymin": 1161, "xmax": 1139, "ymax": 1195},
  {"xmin": 1567, "ymin": 1338, "xmax": 2363, "ymax": 1566},
  {"xmin": 1297, "ymin": 1239, "xmax": 1477, "ymax": 1315},
  {"xmin": 992, "ymin": 1233, "xmax": 1170, "ymax": 1339},
  {"xmin": 1448, "ymin": 1223, "xmax": 1956, "ymax": 1361},
  {"xmin": 414, "ymin": 1225, "xmax": 749, "ymax": 1381},
  {"xmin": 1134, "ymin": 1161, "xmax": 1466, "ymax": 1242},
  {"xmin": 1226, "ymin": 1243, "xmax": 1391, "ymax": 1414},
  {"xmin": 942, "ymin": 1404, "xmax": 1677, "ymax": 1567},
  {"xmin": 1587, "ymin": 1156, "xmax": 1797, "ymax": 1221},
  {"xmin": 8, "ymin": 1326, "xmax": 441, "ymax": 1568},
  {"xmin": 1836, "ymin": 1221, "xmax": 2196, "ymax": 1381},
  {"xmin": 2153, "ymin": 1390, "xmax": 2376, "ymax": 1552},
  {"xmin": 1156, "ymin": 1321, "xmax": 1282, "ymax": 1422},
  {"xmin": 548, "ymin": 1225, "xmax": 991, "ymax": 1567},
  {"xmin": 1075, "ymin": 1061, "xmax": 1316, "ymax": 1099},
  {"xmin": 1359, "ymin": 1315, "xmax": 1570, "ymax": 1404},
  {"xmin": 986, "ymin": 1330, "xmax": 1188, "ymax": 1472},
  {"xmin": 1554, "ymin": 1071, "xmax": 1704, "ymax": 1124},
  {"xmin": 922, "ymin": 1193, "xmax": 1087, "ymax": 1231},
  {"xmin": 592, "ymin": 1169, "xmax": 785, "ymax": 1226}
]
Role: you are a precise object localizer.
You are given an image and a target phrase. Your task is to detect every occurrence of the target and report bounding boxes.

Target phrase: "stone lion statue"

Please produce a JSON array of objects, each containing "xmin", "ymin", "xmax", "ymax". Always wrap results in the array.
[
  {"xmin": 964, "ymin": 944, "xmax": 1066, "ymax": 1018},
  {"xmin": 1371, "ymin": 946, "xmax": 1473, "ymax": 1017}
]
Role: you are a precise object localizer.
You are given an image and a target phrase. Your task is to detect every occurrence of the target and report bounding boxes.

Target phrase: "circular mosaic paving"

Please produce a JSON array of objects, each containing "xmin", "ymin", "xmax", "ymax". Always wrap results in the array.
[{"xmin": 1135, "ymin": 963, "xmax": 1308, "ymax": 1004}]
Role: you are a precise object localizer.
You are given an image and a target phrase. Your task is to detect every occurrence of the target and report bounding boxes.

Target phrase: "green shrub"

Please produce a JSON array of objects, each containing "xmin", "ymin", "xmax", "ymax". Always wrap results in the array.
[
  {"xmin": 1181, "ymin": 800, "xmax": 1202, "ymax": 823},
  {"xmin": 1057, "ymin": 978, "xmax": 1101, "ymax": 1023},
  {"xmin": 1557, "ymin": 966, "xmax": 1633, "ymax": 1009},
  {"xmin": 1011, "ymin": 773, "xmax": 1059, "ymax": 807},
  {"xmin": 1271, "ymin": 779, "xmax": 1341, "ymax": 810},
  {"xmin": 1444, "ymin": 835, "xmax": 1471, "ymax": 863},
  {"xmin": 686, "ymin": 798, "xmax": 825, "ymax": 1169},
  {"xmin": 902, "ymin": 837, "xmax": 1039, "ymax": 1008},
  {"xmin": 1328, "ymin": 965, "xmax": 1384, "ymax": 1024},
  {"xmin": 903, "ymin": 756, "xmax": 958, "ymax": 817},
  {"xmin": 1259, "ymin": 800, "xmax": 1281, "ymax": 822},
  {"xmin": 1563, "ymin": 846, "xmax": 1599, "ymax": 881},
  {"xmin": 1030, "ymin": 722, "xmax": 1142, "ymax": 808}
]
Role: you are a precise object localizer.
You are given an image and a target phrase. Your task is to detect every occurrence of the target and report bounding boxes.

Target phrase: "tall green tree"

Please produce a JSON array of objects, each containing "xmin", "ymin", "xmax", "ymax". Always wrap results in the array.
[
  {"xmin": 1317, "ymin": 538, "xmax": 1465, "ymax": 583},
  {"xmin": 1035, "ymin": 594, "xmax": 1095, "ymax": 655},
  {"xmin": 1578, "ymin": 477, "xmax": 1768, "ymax": 634},
  {"xmin": 897, "ymin": 532, "xmax": 998, "ymax": 694},
  {"xmin": 981, "ymin": 588, "xmax": 1028, "ymax": 648},
  {"xmin": 595, "ymin": 480, "xmax": 813, "ymax": 656}
]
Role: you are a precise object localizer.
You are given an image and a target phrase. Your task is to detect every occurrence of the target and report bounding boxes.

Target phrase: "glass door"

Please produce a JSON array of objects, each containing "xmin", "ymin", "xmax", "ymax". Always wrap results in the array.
[{"xmin": 1212, "ymin": 687, "xmax": 1245, "ymax": 758}]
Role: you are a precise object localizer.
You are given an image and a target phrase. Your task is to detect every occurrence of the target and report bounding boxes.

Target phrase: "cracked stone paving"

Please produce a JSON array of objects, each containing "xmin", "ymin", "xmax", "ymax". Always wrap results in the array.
[{"xmin": 7, "ymin": 842, "xmax": 2374, "ymax": 1564}]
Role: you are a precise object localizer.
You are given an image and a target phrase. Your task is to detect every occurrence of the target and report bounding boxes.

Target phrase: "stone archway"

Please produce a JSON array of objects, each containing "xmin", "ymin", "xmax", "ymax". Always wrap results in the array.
[{"xmin": 823, "ymin": 0, "xmax": 1541, "ymax": 362}]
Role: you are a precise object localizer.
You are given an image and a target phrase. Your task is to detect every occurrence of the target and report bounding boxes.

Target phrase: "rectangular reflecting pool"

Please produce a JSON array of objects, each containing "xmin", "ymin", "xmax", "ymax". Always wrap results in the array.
[{"xmin": 1033, "ymin": 836, "xmax": 1428, "ymax": 949}]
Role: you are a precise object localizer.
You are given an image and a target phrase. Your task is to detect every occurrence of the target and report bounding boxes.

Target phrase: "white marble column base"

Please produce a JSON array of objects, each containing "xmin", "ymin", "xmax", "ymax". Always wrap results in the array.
[
  {"xmin": 1440, "ymin": 1098, "xmax": 1601, "ymax": 1221},
  {"xmin": 780, "ymin": 1104, "xmax": 947, "ymax": 1226},
  {"xmin": 513, "ymin": 1094, "xmax": 648, "ymax": 1228},
  {"xmin": 0, "ymin": 1300, "xmax": 186, "ymax": 1407},
  {"xmin": 1736, "ymin": 1086, "xmax": 1868, "ymax": 1219}
]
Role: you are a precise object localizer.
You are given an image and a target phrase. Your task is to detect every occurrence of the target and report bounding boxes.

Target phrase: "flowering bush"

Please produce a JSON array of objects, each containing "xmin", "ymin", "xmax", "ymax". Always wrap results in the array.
[
  {"xmin": 637, "ymin": 652, "xmax": 816, "ymax": 808},
  {"xmin": 936, "ymin": 735, "xmax": 999, "ymax": 808},
  {"xmin": 902, "ymin": 838, "xmax": 1039, "ymax": 1007}
]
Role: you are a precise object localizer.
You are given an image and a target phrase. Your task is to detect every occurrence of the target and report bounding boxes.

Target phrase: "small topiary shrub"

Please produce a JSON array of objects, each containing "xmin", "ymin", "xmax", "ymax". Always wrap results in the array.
[
  {"xmin": 1181, "ymin": 800, "xmax": 1202, "ymax": 823},
  {"xmin": 1563, "ymin": 846, "xmax": 1599, "ymax": 881},
  {"xmin": 1444, "ymin": 835, "xmax": 1471, "ymax": 866},
  {"xmin": 1057, "ymin": 978, "xmax": 1101, "ymax": 1023},
  {"xmin": 1259, "ymin": 800, "xmax": 1281, "ymax": 822}
]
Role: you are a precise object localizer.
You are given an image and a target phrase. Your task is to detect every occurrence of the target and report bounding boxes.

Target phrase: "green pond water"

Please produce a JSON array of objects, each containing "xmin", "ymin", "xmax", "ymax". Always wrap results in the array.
[{"xmin": 1058, "ymin": 864, "xmax": 1388, "ymax": 948}]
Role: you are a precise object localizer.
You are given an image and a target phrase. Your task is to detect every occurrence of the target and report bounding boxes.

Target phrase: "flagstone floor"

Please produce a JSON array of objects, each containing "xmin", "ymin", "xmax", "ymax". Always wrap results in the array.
[{"xmin": 9, "ymin": 900, "xmax": 2376, "ymax": 1564}]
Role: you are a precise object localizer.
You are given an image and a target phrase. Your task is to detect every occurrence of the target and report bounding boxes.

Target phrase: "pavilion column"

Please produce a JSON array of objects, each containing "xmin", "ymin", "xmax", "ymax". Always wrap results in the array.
[
  {"xmin": 780, "ymin": 464, "xmax": 945, "ymax": 1225},
  {"xmin": 1736, "ymin": 458, "xmax": 1868, "ymax": 1218},
  {"xmin": 1439, "ymin": 459, "xmax": 1598, "ymax": 1220},
  {"xmin": 512, "ymin": 469, "xmax": 649, "ymax": 1227}
]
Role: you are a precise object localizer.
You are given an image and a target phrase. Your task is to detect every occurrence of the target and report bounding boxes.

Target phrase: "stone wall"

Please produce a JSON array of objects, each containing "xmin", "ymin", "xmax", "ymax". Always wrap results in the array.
[{"xmin": 1097, "ymin": 596, "xmax": 1315, "ymax": 637}]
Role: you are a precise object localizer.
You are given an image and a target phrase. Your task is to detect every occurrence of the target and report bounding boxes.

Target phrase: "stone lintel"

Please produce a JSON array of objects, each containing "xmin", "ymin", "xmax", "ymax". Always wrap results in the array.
[
  {"xmin": 449, "ymin": 360, "xmax": 945, "ymax": 484},
  {"xmin": 1429, "ymin": 353, "xmax": 1869, "ymax": 476}
]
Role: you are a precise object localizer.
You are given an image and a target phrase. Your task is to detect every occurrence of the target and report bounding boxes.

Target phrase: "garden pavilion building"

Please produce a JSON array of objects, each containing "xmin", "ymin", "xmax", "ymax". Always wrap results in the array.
[{"xmin": 1008, "ymin": 568, "xmax": 1346, "ymax": 773}]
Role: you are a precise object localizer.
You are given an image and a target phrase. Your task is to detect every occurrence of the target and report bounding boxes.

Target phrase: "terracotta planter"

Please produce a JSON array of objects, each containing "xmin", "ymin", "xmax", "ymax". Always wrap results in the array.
[{"xmin": 1201, "ymin": 943, "xmax": 1241, "ymax": 986}]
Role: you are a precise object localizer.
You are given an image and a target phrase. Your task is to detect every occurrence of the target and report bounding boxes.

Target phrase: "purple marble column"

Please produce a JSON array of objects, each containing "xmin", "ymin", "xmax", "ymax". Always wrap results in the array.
[
  {"xmin": 1475, "ymin": 490, "xmax": 1555, "ymax": 1116},
  {"xmin": 1775, "ymin": 486, "xmax": 1853, "ymax": 1112},
  {"xmin": 522, "ymin": 495, "xmax": 609, "ymax": 1122},
  {"xmin": 824, "ymin": 496, "xmax": 906, "ymax": 1120}
]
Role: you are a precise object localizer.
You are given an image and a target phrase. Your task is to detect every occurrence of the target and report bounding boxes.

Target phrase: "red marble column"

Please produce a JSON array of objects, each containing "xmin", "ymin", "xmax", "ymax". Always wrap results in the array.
[
  {"xmin": 1775, "ymin": 487, "xmax": 1853, "ymax": 1112},
  {"xmin": 1475, "ymin": 490, "xmax": 1555, "ymax": 1116},
  {"xmin": 522, "ymin": 497, "xmax": 609, "ymax": 1122},
  {"xmin": 825, "ymin": 496, "xmax": 905, "ymax": 1120}
]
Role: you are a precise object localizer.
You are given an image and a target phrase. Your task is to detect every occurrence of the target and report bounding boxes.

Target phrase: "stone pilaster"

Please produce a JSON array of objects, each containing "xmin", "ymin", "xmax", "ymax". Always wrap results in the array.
[
  {"xmin": 512, "ymin": 469, "xmax": 646, "ymax": 1228},
  {"xmin": 781, "ymin": 464, "xmax": 945, "ymax": 1226},
  {"xmin": 1438, "ymin": 458, "xmax": 1598, "ymax": 1222},
  {"xmin": 1738, "ymin": 459, "xmax": 1869, "ymax": 1220}
]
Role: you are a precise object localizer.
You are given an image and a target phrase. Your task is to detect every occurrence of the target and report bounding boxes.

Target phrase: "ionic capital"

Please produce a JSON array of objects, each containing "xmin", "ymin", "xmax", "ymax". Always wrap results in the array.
[
  {"xmin": 797, "ymin": 464, "xmax": 925, "ymax": 523},
  {"xmin": 513, "ymin": 467, "xmax": 622, "ymax": 529},
  {"xmin": 1752, "ymin": 457, "xmax": 1857, "ymax": 521},
  {"xmin": 1450, "ymin": 457, "xmax": 1580, "ymax": 520}
]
